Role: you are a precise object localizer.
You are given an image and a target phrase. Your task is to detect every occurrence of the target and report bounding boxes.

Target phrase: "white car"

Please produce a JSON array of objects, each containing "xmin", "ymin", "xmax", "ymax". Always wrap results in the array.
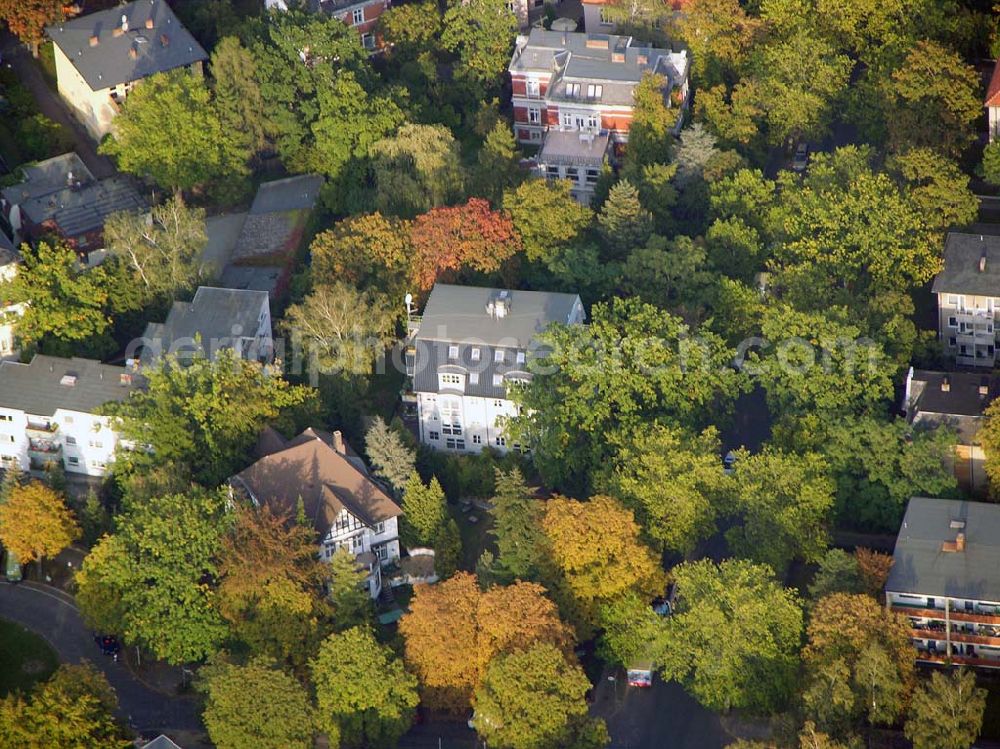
[{"xmin": 792, "ymin": 143, "xmax": 809, "ymax": 172}]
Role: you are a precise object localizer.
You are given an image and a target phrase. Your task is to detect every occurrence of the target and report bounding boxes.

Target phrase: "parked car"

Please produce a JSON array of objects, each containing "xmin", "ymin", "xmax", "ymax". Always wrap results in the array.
[
  {"xmin": 723, "ymin": 451, "xmax": 737, "ymax": 474},
  {"xmin": 792, "ymin": 142, "xmax": 809, "ymax": 172},
  {"xmin": 2, "ymin": 549, "xmax": 20, "ymax": 582}
]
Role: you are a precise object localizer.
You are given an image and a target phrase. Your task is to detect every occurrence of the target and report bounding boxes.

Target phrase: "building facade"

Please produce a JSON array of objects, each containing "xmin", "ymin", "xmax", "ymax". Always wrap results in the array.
[
  {"xmin": 47, "ymin": 0, "xmax": 207, "ymax": 139},
  {"xmin": 407, "ymin": 284, "xmax": 585, "ymax": 454},
  {"xmin": 0, "ymin": 355, "xmax": 142, "ymax": 477},
  {"xmin": 230, "ymin": 428, "xmax": 402, "ymax": 598},
  {"xmin": 988, "ymin": 58, "xmax": 1000, "ymax": 142},
  {"xmin": 932, "ymin": 233, "xmax": 1000, "ymax": 367},
  {"xmin": 0, "ymin": 235, "xmax": 24, "ymax": 361},
  {"xmin": 887, "ymin": 497, "xmax": 1000, "ymax": 669},
  {"xmin": 264, "ymin": 0, "xmax": 390, "ymax": 50},
  {"xmin": 508, "ymin": 29, "xmax": 689, "ymax": 148}
]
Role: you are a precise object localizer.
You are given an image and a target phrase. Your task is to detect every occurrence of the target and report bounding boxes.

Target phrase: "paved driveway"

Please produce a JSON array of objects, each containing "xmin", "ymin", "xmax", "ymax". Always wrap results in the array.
[{"xmin": 0, "ymin": 582, "xmax": 201, "ymax": 733}]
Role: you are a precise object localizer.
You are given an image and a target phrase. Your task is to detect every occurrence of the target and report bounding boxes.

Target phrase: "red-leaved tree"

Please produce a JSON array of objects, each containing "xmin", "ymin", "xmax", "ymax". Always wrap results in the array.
[
  {"xmin": 409, "ymin": 198, "xmax": 521, "ymax": 291},
  {"xmin": 0, "ymin": 0, "xmax": 76, "ymax": 55}
]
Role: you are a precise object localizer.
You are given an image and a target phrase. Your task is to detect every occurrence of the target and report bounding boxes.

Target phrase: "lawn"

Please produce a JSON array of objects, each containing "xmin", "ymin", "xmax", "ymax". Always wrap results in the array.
[
  {"xmin": 452, "ymin": 501, "xmax": 496, "ymax": 573},
  {"xmin": 0, "ymin": 618, "xmax": 58, "ymax": 695}
]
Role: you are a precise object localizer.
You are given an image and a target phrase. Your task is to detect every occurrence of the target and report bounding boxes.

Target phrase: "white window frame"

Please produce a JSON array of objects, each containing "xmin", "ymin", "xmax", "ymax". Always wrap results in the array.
[
  {"xmin": 516, "ymin": 351, "xmax": 526, "ymax": 365},
  {"xmin": 562, "ymin": 112, "xmax": 573, "ymax": 128},
  {"xmin": 469, "ymin": 372, "xmax": 480, "ymax": 385},
  {"xmin": 528, "ymin": 106, "xmax": 541, "ymax": 124},
  {"xmin": 351, "ymin": 7, "xmax": 365, "ymax": 25},
  {"xmin": 493, "ymin": 373, "xmax": 504, "ymax": 387},
  {"xmin": 566, "ymin": 83, "xmax": 581, "ymax": 98},
  {"xmin": 494, "ymin": 349, "xmax": 505, "ymax": 363},
  {"xmin": 527, "ymin": 79, "xmax": 540, "ymax": 97},
  {"xmin": 470, "ymin": 347, "xmax": 481, "ymax": 362},
  {"xmin": 448, "ymin": 344, "xmax": 459, "ymax": 359},
  {"xmin": 587, "ymin": 84, "xmax": 602, "ymax": 99}
]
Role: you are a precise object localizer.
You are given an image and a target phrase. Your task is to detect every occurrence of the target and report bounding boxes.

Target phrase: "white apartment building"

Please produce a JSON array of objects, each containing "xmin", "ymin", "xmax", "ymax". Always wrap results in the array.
[
  {"xmin": 47, "ymin": 0, "xmax": 207, "ymax": 139},
  {"xmin": 408, "ymin": 284, "xmax": 585, "ymax": 454},
  {"xmin": 887, "ymin": 497, "xmax": 1000, "ymax": 669},
  {"xmin": 230, "ymin": 427, "xmax": 402, "ymax": 598},
  {"xmin": 0, "ymin": 355, "xmax": 142, "ymax": 477},
  {"xmin": 0, "ymin": 234, "xmax": 24, "ymax": 361},
  {"xmin": 932, "ymin": 233, "xmax": 1000, "ymax": 367}
]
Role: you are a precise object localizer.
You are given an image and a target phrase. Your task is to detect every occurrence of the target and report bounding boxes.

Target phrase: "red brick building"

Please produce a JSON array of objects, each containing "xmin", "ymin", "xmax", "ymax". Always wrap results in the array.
[{"xmin": 265, "ymin": 0, "xmax": 390, "ymax": 50}]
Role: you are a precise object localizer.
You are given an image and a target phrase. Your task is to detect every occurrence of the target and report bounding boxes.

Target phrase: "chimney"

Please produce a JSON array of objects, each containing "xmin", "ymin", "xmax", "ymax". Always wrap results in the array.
[
  {"xmin": 120, "ymin": 373, "xmax": 132, "ymax": 386},
  {"xmin": 129, "ymin": 46, "xmax": 138, "ymax": 59},
  {"xmin": 332, "ymin": 430, "xmax": 345, "ymax": 455},
  {"xmin": 941, "ymin": 375, "xmax": 950, "ymax": 393},
  {"xmin": 89, "ymin": 34, "xmax": 99, "ymax": 46},
  {"xmin": 145, "ymin": 17, "xmax": 154, "ymax": 29},
  {"xmin": 980, "ymin": 248, "xmax": 987, "ymax": 273},
  {"xmin": 956, "ymin": 532, "xmax": 966, "ymax": 552},
  {"xmin": 611, "ymin": 52, "xmax": 625, "ymax": 62},
  {"xmin": 160, "ymin": 33, "xmax": 169, "ymax": 46},
  {"xmin": 636, "ymin": 53, "xmax": 647, "ymax": 65},
  {"xmin": 981, "ymin": 376, "xmax": 990, "ymax": 397}
]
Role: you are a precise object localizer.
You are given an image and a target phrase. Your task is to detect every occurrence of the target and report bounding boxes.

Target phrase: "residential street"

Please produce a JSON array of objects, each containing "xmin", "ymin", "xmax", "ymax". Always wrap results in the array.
[
  {"xmin": 0, "ymin": 32, "xmax": 115, "ymax": 178},
  {"xmin": 0, "ymin": 581, "xmax": 202, "ymax": 734}
]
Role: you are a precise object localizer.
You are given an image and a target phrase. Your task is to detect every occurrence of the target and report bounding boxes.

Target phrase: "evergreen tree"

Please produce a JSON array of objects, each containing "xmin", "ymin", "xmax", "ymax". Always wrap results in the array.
[
  {"xmin": 597, "ymin": 180, "xmax": 653, "ymax": 258},
  {"xmin": 364, "ymin": 418, "xmax": 416, "ymax": 496},
  {"xmin": 401, "ymin": 473, "xmax": 448, "ymax": 548},
  {"xmin": 328, "ymin": 548, "xmax": 375, "ymax": 632},
  {"xmin": 475, "ymin": 121, "xmax": 521, "ymax": 205},
  {"xmin": 490, "ymin": 468, "xmax": 544, "ymax": 580}
]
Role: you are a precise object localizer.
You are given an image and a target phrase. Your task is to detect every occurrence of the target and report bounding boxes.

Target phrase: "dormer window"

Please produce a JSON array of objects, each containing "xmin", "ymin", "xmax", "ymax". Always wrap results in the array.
[
  {"xmin": 471, "ymin": 347, "xmax": 481, "ymax": 362},
  {"xmin": 493, "ymin": 373, "xmax": 504, "ymax": 387},
  {"xmin": 494, "ymin": 349, "xmax": 505, "ymax": 363},
  {"xmin": 587, "ymin": 84, "xmax": 602, "ymax": 99},
  {"xmin": 566, "ymin": 82, "xmax": 581, "ymax": 98},
  {"xmin": 448, "ymin": 344, "xmax": 459, "ymax": 359},
  {"xmin": 516, "ymin": 351, "xmax": 526, "ymax": 365}
]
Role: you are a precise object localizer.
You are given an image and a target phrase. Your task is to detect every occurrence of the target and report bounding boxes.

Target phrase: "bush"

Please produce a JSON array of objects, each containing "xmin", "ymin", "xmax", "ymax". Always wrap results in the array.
[
  {"xmin": 417, "ymin": 447, "xmax": 531, "ymax": 501},
  {"xmin": 16, "ymin": 114, "xmax": 72, "ymax": 162}
]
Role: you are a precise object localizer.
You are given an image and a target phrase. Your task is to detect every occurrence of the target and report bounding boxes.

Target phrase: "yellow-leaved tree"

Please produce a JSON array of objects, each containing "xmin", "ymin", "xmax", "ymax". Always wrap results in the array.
[{"xmin": 0, "ymin": 480, "xmax": 80, "ymax": 566}]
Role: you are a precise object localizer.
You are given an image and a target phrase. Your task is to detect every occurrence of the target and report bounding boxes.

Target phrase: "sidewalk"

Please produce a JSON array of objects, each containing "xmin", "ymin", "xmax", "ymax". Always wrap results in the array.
[{"xmin": 1, "ymin": 32, "xmax": 116, "ymax": 178}]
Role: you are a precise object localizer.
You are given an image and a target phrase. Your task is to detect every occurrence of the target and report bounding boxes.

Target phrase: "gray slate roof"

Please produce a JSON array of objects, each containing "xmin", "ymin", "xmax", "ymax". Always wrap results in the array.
[
  {"xmin": 931, "ymin": 233, "xmax": 1000, "ymax": 297},
  {"xmin": 411, "ymin": 284, "xmax": 582, "ymax": 398},
  {"xmin": 142, "ymin": 286, "xmax": 268, "ymax": 361},
  {"xmin": 886, "ymin": 497, "xmax": 1000, "ymax": 602},
  {"xmin": 47, "ymin": 0, "xmax": 207, "ymax": 91},
  {"xmin": 0, "ymin": 355, "xmax": 141, "ymax": 416},
  {"xmin": 1, "ymin": 153, "xmax": 90, "ymax": 205},
  {"xmin": 908, "ymin": 369, "xmax": 998, "ymax": 418},
  {"xmin": 249, "ymin": 174, "xmax": 324, "ymax": 215}
]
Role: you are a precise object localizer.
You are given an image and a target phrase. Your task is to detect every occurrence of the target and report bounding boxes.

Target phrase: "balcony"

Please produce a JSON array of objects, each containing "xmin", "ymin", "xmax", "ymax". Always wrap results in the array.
[
  {"xmin": 27, "ymin": 440, "xmax": 61, "ymax": 455},
  {"xmin": 910, "ymin": 627, "xmax": 1000, "ymax": 647},
  {"xmin": 915, "ymin": 652, "xmax": 1000, "ymax": 669},
  {"xmin": 892, "ymin": 605, "xmax": 1000, "ymax": 626},
  {"xmin": 25, "ymin": 420, "xmax": 57, "ymax": 434}
]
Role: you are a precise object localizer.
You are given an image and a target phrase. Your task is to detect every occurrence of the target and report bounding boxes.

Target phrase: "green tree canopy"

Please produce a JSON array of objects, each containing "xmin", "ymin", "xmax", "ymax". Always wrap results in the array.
[
  {"xmin": 311, "ymin": 626, "xmax": 419, "ymax": 748},
  {"xmin": 100, "ymin": 69, "xmax": 247, "ymax": 194},
  {"xmin": 904, "ymin": 669, "xmax": 986, "ymax": 749},
  {"xmin": 659, "ymin": 559, "xmax": 803, "ymax": 713},
  {"xmin": 105, "ymin": 351, "xmax": 315, "ymax": 486},
  {"xmin": 489, "ymin": 467, "xmax": 545, "ymax": 580},
  {"xmin": 503, "ymin": 179, "xmax": 593, "ymax": 266},
  {"xmin": 473, "ymin": 644, "xmax": 609, "ymax": 749},
  {"xmin": 364, "ymin": 417, "xmax": 416, "ymax": 496},
  {"xmin": 75, "ymin": 489, "xmax": 230, "ymax": 664},
  {"xmin": 198, "ymin": 657, "xmax": 315, "ymax": 749},
  {"xmin": 210, "ymin": 36, "xmax": 274, "ymax": 157},
  {"xmin": 441, "ymin": 0, "xmax": 518, "ymax": 95}
]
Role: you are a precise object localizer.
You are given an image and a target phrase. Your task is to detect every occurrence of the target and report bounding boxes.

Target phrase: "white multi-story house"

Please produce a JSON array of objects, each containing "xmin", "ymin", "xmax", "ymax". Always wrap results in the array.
[
  {"xmin": 988, "ymin": 58, "xmax": 1000, "ymax": 142},
  {"xmin": 932, "ymin": 233, "xmax": 1000, "ymax": 367},
  {"xmin": 407, "ymin": 284, "xmax": 585, "ymax": 454},
  {"xmin": 230, "ymin": 427, "xmax": 403, "ymax": 598},
  {"xmin": 0, "ymin": 355, "xmax": 142, "ymax": 477},
  {"xmin": 46, "ymin": 0, "xmax": 207, "ymax": 139},
  {"xmin": 0, "ymin": 234, "xmax": 24, "ymax": 361},
  {"xmin": 887, "ymin": 496, "xmax": 1000, "ymax": 669},
  {"xmin": 138, "ymin": 286, "xmax": 272, "ymax": 365}
]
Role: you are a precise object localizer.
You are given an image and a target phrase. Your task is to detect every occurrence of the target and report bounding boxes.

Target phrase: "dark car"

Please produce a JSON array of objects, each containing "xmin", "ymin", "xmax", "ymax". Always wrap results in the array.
[{"xmin": 95, "ymin": 634, "xmax": 121, "ymax": 657}]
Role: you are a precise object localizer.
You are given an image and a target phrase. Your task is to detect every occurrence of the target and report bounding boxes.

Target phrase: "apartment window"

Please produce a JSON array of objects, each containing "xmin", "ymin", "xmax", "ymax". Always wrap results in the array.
[
  {"xmin": 68, "ymin": 456, "xmax": 79, "ymax": 466},
  {"xmin": 562, "ymin": 112, "xmax": 574, "ymax": 127},
  {"xmin": 494, "ymin": 400, "xmax": 504, "ymax": 407},
  {"xmin": 948, "ymin": 317, "xmax": 958, "ymax": 328},
  {"xmin": 65, "ymin": 436, "xmax": 76, "ymax": 445},
  {"xmin": 441, "ymin": 401, "xmax": 462, "ymax": 435},
  {"xmin": 448, "ymin": 344, "xmax": 459, "ymax": 359},
  {"xmin": 470, "ymin": 347, "xmax": 481, "ymax": 362},
  {"xmin": 527, "ymin": 79, "xmax": 540, "ymax": 97},
  {"xmin": 0, "ymin": 414, "xmax": 10, "ymax": 422},
  {"xmin": 446, "ymin": 437, "xmax": 466, "ymax": 450},
  {"xmin": 473, "ymin": 434, "xmax": 482, "ymax": 444},
  {"xmin": 566, "ymin": 82, "xmax": 581, "ymax": 98},
  {"xmin": 949, "ymin": 337, "xmax": 957, "ymax": 347},
  {"xmin": 352, "ymin": 534, "xmax": 365, "ymax": 550},
  {"xmin": 528, "ymin": 107, "xmax": 541, "ymax": 124},
  {"xmin": 546, "ymin": 165, "xmax": 560, "ymax": 178},
  {"xmin": 587, "ymin": 84, "xmax": 603, "ymax": 99},
  {"xmin": 516, "ymin": 351, "xmax": 526, "ymax": 365},
  {"xmin": 566, "ymin": 167, "xmax": 579, "ymax": 181},
  {"xmin": 494, "ymin": 349, "xmax": 505, "ymax": 363},
  {"xmin": 585, "ymin": 168, "xmax": 600, "ymax": 184},
  {"xmin": 469, "ymin": 372, "xmax": 480, "ymax": 385},
  {"xmin": 375, "ymin": 544, "xmax": 389, "ymax": 561},
  {"xmin": 496, "ymin": 436, "xmax": 506, "ymax": 447},
  {"xmin": 948, "ymin": 295, "xmax": 959, "ymax": 306},
  {"xmin": 429, "ymin": 430, "xmax": 440, "ymax": 440},
  {"xmin": 586, "ymin": 115, "xmax": 599, "ymax": 130},
  {"xmin": 493, "ymin": 374, "xmax": 504, "ymax": 387},
  {"xmin": 352, "ymin": 7, "xmax": 364, "ymax": 25},
  {"xmin": 440, "ymin": 373, "xmax": 462, "ymax": 387},
  {"xmin": 89, "ymin": 440, "xmax": 103, "ymax": 449},
  {"xmin": 530, "ymin": 130, "xmax": 542, "ymax": 142},
  {"xmin": 361, "ymin": 32, "xmax": 375, "ymax": 49}
]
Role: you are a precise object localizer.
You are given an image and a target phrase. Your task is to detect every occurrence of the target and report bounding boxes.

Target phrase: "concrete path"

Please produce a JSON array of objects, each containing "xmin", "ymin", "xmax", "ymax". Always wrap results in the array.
[
  {"xmin": 0, "ymin": 581, "xmax": 202, "ymax": 734},
  {"xmin": 1, "ymin": 33, "xmax": 116, "ymax": 178}
]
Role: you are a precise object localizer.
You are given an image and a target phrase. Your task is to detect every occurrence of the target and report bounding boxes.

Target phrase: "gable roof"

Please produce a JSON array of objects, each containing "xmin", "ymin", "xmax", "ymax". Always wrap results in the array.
[
  {"xmin": 0, "ymin": 355, "xmax": 142, "ymax": 416},
  {"xmin": 931, "ymin": 233, "xmax": 1000, "ymax": 296},
  {"xmin": 907, "ymin": 369, "xmax": 998, "ymax": 418},
  {"xmin": 886, "ymin": 497, "xmax": 1000, "ymax": 603},
  {"xmin": 141, "ymin": 737, "xmax": 184, "ymax": 749},
  {"xmin": 47, "ymin": 0, "xmax": 207, "ymax": 91},
  {"xmin": 988, "ymin": 59, "xmax": 1000, "ymax": 107},
  {"xmin": 232, "ymin": 428, "xmax": 402, "ymax": 535}
]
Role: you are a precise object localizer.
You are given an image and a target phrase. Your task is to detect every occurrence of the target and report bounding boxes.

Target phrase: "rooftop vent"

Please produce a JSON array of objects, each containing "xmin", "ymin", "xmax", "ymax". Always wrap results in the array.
[
  {"xmin": 486, "ymin": 290, "xmax": 512, "ymax": 320},
  {"xmin": 89, "ymin": 34, "xmax": 99, "ymax": 46},
  {"xmin": 941, "ymin": 375, "xmax": 950, "ymax": 393},
  {"xmin": 950, "ymin": 519, "xmax": 966, "ymax": 530},
  {"xmin": 120, "ymin": 372, "xmax": 132, "ymax": 386},
  {"xmin": 59, "ymin": 374, "xmax": 77, "ymax": 387},
  {"xmin": 942, "ymin": 532, "xmax": 966, "ymax": 553},
  {"xmin": 145, "ymin": 17, "xmax": 154, "ymax": 29},
  {"xmin": 121, "ymin": 13, "xmax": 129, "ymax": 32}
]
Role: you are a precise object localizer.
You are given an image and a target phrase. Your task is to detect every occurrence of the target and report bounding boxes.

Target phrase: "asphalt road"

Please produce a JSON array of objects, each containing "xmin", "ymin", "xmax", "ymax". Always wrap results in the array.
[{"xmin": 0, "ymin": 582, "xmax": 201, "ymax": 734}]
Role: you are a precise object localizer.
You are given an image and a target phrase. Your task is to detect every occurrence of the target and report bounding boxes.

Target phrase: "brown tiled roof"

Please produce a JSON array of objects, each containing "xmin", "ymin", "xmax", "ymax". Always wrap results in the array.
[
  {"xmin": 232, "ymin": 429, "xmax": 401, "ymax": 534},
  {"xmin": 988, "ymin": 60, "xmax": 1000, "ymax": 107}
]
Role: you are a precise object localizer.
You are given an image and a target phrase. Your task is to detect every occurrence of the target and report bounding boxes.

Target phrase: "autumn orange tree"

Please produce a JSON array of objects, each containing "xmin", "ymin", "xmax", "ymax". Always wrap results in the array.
[
  {"xmin": 540, "ymin": 495, "xmax": 666, "ymax": 635},
  {"xmin": 0, "ymin": 0, "xmax": 74, "ymax": 55},
  {"xmin": 409, "ymin": 198, "xmax": 521, "ymax": 291},
  {"xmin": 399, "ymin": 573, "xmax": 573, "ymax": 713},
  {"xmin": 216, "ymin": 504, "xmax": 332, "ymax": 667},
  {"xmin": 854, "ymin": 548, "xmax": 893, "ymax": 597},
  {"xmin": 0, "ymin": 479, "xmax": 80, "ymax": 567}
]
